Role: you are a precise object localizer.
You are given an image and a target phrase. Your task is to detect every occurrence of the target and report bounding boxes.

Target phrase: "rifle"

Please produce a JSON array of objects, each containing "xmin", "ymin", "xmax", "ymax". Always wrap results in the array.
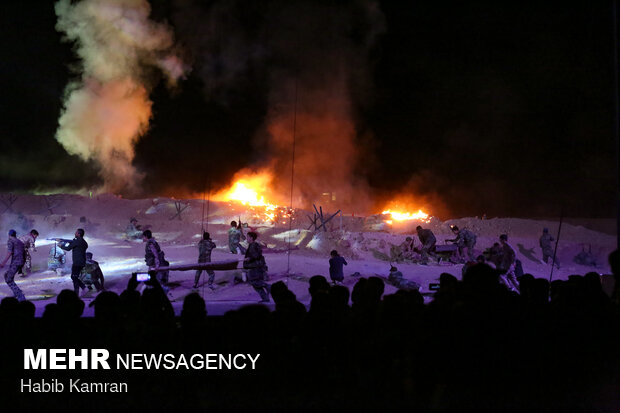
[
  {"xmin": 47, "ymin": 237, "xmax": 71, "ymax": 243},
  {"xmin": 47, "ymin": 238, "xmax": 71, "ymax": 248}
]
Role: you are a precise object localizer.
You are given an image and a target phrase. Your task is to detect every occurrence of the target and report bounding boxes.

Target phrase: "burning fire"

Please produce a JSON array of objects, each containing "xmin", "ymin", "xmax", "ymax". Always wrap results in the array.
[
  {"xmin": 381, "ymin": 208, "xmax": 430, "ymax": 225},
  {"xmin": 213, "ymin": 171, "xmax": 287, "ymax": 223}
]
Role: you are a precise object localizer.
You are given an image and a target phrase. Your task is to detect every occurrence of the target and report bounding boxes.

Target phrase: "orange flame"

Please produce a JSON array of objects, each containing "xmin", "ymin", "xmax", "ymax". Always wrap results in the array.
[
  {"xmin": 380, "ymin": 196, "xmax": 431, "ymax": 223},
  {"xmin": 213, "ymin": 171, "xmax": 285, "ymax": 223},
  {"xmin": 381, "ymin": 209, "xmax": 429, "ymax": 222}
]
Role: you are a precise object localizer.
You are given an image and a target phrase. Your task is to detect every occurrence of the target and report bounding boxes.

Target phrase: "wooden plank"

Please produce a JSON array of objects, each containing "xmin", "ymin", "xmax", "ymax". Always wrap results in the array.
[{"xmin": 133, "ymin": 259, "xmax": 240, "ymax": 274}]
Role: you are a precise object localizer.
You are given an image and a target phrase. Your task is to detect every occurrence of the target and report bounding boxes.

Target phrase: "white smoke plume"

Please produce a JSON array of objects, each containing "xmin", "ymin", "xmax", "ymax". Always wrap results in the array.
[{"xmin": 55, "ymin": 0, "xmax": 186, "ymax": 193}]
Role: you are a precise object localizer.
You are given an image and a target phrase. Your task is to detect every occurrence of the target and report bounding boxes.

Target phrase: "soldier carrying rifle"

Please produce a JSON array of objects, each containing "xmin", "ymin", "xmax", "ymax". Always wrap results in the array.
[{"xmin": 49, "ymin": 228, "xmax": 89, "ymax": 296}]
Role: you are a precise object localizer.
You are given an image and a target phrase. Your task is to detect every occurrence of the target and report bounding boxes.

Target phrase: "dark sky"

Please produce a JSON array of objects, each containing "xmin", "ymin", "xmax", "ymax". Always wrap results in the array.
[{"xmin": 0, "ymin": 0, "xmax": 616, "ymax": 219}]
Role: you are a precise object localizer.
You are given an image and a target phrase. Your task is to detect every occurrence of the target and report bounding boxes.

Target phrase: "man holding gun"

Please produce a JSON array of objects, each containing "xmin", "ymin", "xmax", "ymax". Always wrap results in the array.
[{"xmin": 51, "ymin": 228, "xmax": 89, "ymax": 295}]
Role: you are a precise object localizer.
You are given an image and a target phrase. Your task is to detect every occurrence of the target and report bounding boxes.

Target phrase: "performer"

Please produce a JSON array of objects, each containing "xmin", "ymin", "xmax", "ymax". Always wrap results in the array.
[
  {"xmin": 0, "ymin": 229, "xmax": 26, "ymax": 301},
  {"xmin": 194, "ymin": 232, "xmax": 216, "ymax": 290},
  {"xmin": 142, "ymin": 230, "xmax": 170, "ymax": 293},
  {"xmin": 81, "ymin": 252, "xmax": 104, "ymax": 292},
  {"xmin": 228, "ymin": 221, "xmax": 246, "ymax": 254},
  {"xmin": 328, "ymin": 250, "xmax": 347, "ymax": 285},
  {"xmin": 244, "ymin": 231, "xmax": 270, "ymax": 302},
  {"xmin": 58, "ymin": 228, "xmax": 89, "ymax": 295},
  {"xmin": 19, "ymin": 229, "xmax": 39, "ymax": 276},
  {"xmin": 48, "ymin": 242, "xmax": 66, "ymax": 274}
]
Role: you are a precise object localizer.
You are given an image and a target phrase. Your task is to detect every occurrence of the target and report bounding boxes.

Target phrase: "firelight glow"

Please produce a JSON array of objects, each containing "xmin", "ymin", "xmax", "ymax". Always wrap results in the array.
[
  {"xmin": 213, "ymin": 172, "xmax": 282, "ymax": 223},
  {"xmin": 225, "ymin": 182, "xmax": 274, "ymax": 208},
  {"xmin": 382, "ymin": 209, "xmax": 430, "ymax": 222}
]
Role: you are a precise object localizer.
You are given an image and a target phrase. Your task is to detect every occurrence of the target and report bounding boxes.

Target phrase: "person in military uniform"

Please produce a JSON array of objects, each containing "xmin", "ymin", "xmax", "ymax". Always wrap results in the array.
[
  {"xmin": 80, "ymin": 252, "xmax": 104, "ymax": 292},
  {"xmin": 228, "ymin": 221, "xmax": 246, "ymax": 254},
  {"xmin": 194, "ymin": 232, "xmax": 216, "ymax": 290},
  {"xmin": 400, "ymin": 236, "xmax": 417, "ymax": 260},
  {"xmin": 447, "ymin": 225, "xmax": 477, "ymax": 262},
  {"xmin": 48, "ymin": 242, "xmax": 66, "ymax": 274},
  {"xmin": 244, "ymin": 231, "xmax": 270, "ymax": 302},
  {"xmin": 416, "ymin": 226, "xmax": 437, "ymax": 265},
  {"xmin": 539, "ymin": 228, "xmax": 560, "ymax": 268},
  {"xmin": 19, "ymin": 229, "xmax": 39, "ymax": 276},
  {"xmin": 142, "ymin": 229, "xmax": 170, "ymax": 292},
  {"xmin": 0, "ymin": 229, "xmax": 26, "ymax": 301},
  {"xmin": 125, "ymin": 217, "xmax": 143, "ymax": 240},
  {"xmin": 497, "ymin": 234, "xmax": 519, "ymax": 292},
  {"xmin": 58, "ymin": 228, "xmax": 89, "ymax": 295},
  {"xmin": 483, "ymin": 242, "xmax": 503, "ymax": 269},
  {"xmin": 387, "ymin": 266, "xmax": 420, "ymax": 291}
]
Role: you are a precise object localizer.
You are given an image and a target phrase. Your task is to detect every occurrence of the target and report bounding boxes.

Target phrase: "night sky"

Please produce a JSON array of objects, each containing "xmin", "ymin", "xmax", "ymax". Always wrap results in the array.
[{"xmin": 0, "ymin": 0, "xmax": 616, "ymax": 219}]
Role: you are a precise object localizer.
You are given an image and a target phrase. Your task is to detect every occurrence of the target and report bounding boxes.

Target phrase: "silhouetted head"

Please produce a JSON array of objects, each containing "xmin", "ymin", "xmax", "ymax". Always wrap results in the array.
[
  {"xmin": 405, "ymin": 236, "xmax": 412, "ymax": 242},
  {"xmin": 86, "ymin": 252, "xmax": 93, "ymax": 260},
  {"xmin": 367, "ymin": 276, "xmax": 385, "ymax": 301},
  {"xmin": 609, "ymin": 250, "xmax": 620, "ymax": 276},
  {"xmin": 18, "ymin": 300, "xmax": 35, "ymax": 319},
  {"xmin": 462, "ymin": 263, "xmax": 500, "ymax": 292},
  {"xmin": 30, "ymin": 229, "xmax": 39, "ymax": 237},
  {"xmin": 330, "ymin": 250, "xmax": 338, "ymax": 257},
  {"xmin": 499, "ymin": 234, "xmax": 508, "ymax": 242},
  {"xmin": 439, "ymin": 272, "xmax": 458, "ymax": 288},
  {"xmin": 543, "ymin": 228, "xmax": 549, "ymax": 233},
  {"xmin": 584, "ymin": 271, "xmax": 602, "ymax": 292},
  {"xmin": 142, "ymin": 229, "xmax": 153, "ymax": 240},
  {"xmin": 270, "ymin": 281, "xmax": 291, "ymax": 303},
  {"xmin": 0, "ymin": 297, "xmax": 19, "ymax": 314},
  {"xmin": 76, "ymin": 228, "xmax": 85, "ymax": 238},
  {"xmin": 181, "ymin": 293, "xmax": 207, "ymax": 322},
  {"xmin": 8, "ymin": 229, "xmax": 16, "ymax": 237},
  {"xmin": 203, "ymin": 232, "xmax": 210, "ymax": 240},
  {"xmin": 230, "ymin": 221, "xmax": 237, "ymax": 227},
  {"xmin": 416, "ymin": 226, "xmax": 422, "ymax": 232},
  {"xmin": 247, "ymin": 231, "xmax": 258, "ymax": 242},
  {"xmin": 56, "ymin": 289, "xmax": 85, "ymax": 319},
  {"xmin": 309, "ymin": 275, "xmax": 330, "ymax": 298},
  {"xmin": 351, "ymin": 278, "xmax": 367, "ymax": 305},
  {"xmin": 90, "ymin": 291, "xmax": 120, "ymax": 321}
]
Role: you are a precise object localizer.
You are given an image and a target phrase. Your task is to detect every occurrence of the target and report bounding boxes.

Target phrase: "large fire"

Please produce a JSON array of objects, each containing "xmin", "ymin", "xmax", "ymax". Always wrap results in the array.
[
  {"xmin": 381, "ymin": 208, "xmax": 430, "ymax": 225},
  {"xmin": 213, "ymin": 172, "xmax": 285, "ymax": 223}
]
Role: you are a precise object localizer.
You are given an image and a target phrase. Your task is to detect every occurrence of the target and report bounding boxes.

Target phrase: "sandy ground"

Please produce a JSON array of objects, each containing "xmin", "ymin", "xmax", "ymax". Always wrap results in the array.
[{"xmin": 0, "ymin": 194, "xmax": 615, "ymax": 316}]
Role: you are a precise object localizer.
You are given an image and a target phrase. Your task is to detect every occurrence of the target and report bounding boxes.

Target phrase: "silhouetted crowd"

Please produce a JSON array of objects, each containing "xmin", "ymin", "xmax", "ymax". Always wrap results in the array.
[{"xmin": 2, "ymin": 252, "xmax": 620, "ymax": 413}]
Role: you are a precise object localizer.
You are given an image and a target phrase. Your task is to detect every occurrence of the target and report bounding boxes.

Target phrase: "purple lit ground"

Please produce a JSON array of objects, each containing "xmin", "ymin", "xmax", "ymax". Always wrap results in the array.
[{"xmin": 1, "ymin": 194, "xmax": 615, "ymax": 315}]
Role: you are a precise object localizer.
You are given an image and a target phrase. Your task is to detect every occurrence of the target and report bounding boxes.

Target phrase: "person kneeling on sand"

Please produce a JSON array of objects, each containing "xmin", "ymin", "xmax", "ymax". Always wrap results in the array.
[{"xmin": 329, "ymin": 250, "xmax": 347, "ymax": 285}]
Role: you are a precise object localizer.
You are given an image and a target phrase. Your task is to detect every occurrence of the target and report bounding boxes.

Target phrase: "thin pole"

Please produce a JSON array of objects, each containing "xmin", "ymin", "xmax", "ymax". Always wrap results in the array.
[
  {"xmin": 206, "ymin": 181, "xmax": 211, "ymax": 232},
  {"xmin": 286, "ymin": 78, "xmax": 299, "ymax": 279},
  {"xmin": 201, "ymin": 185, "xmax": 206, "ymax": 232},
  {"xmin": 614, "ymin": 0, "xmax": 620, "ymax": 248},
  {"xmin": 549, "ymin": 210, "xmax": 564, "ymax": 283}
]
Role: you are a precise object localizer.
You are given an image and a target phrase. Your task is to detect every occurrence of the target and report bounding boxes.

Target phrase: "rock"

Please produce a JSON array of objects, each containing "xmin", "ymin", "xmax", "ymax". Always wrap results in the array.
[{"xmin": 338, "ymin": 240, "xmax": 351, "ymax": 248}]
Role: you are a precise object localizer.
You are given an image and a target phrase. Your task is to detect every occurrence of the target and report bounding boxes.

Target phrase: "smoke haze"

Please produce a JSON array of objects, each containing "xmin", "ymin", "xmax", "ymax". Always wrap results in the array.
[{"xmin": 54, "ymin": 0, "xmax": 186, "ymax": 193}]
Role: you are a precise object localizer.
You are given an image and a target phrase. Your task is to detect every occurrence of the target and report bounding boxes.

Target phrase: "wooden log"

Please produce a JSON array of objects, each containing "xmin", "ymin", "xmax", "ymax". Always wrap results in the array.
[{"xmin": 133, "ymin": 259, "xmax": 240, "ymax": 274}]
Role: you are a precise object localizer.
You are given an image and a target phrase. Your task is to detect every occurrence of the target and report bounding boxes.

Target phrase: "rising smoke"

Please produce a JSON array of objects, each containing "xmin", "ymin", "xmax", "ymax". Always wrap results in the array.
[
  {"xmin": 260, "ymin": 0, "xmax": 385, "ymax": 211},
  {"xmin": 172, "ymin": 0, "xmax": 385, "ymax": 211},
  {"xmin": 54, "ymin": 0, "xmax": 186, "ymax": 194}
]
